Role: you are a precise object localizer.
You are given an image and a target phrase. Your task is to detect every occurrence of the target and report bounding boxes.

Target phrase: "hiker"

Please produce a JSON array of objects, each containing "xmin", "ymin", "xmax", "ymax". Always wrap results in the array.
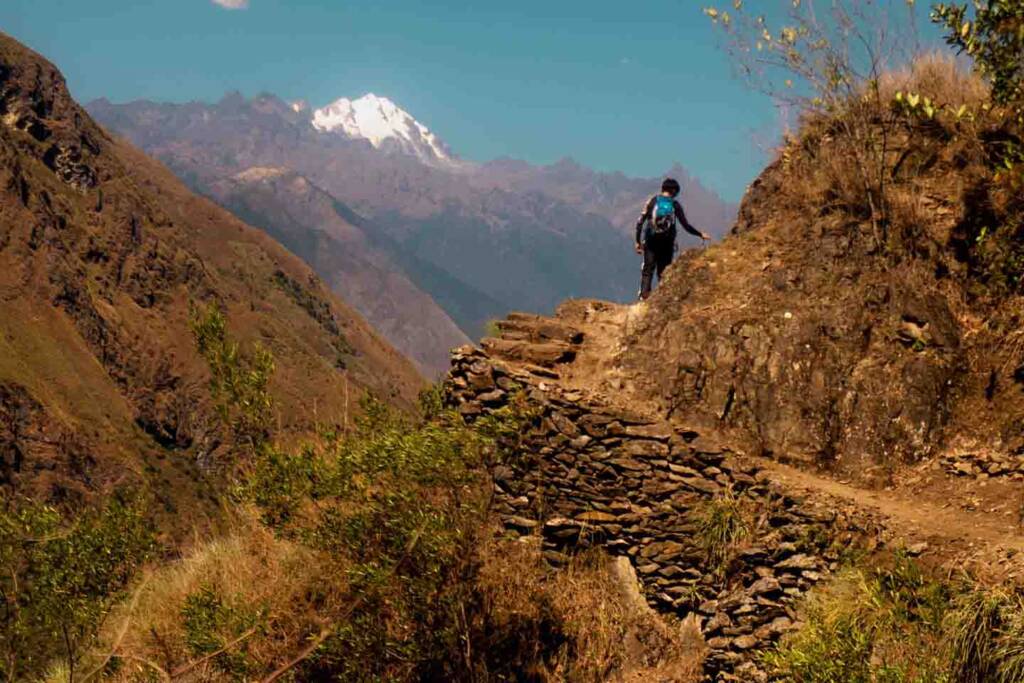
[{"xmin": 634, "ymin": 177, "xmax": 710, "ymax": 300}]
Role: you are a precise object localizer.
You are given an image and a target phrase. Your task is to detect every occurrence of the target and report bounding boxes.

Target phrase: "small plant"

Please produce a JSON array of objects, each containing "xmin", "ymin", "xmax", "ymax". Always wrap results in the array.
[
  {"xmin": 693, "ymin": 490, "xmax": 750, "ymax": 576},
  {"xmin": 893, "ymin": 91, "xmax": 939, "ymax": 120},
  {"xmin": 481, "ymin": 319, "xmax": 503, "ymax": 339}
]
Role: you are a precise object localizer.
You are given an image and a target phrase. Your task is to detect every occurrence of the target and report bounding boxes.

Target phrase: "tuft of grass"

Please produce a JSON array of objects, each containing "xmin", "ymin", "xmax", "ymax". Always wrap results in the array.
[
  {"xmin": 693, "ymin": 490, "xmax": 751, "ymax": 576},
  {"xmin": 948, "ymin": 586, "xmax": 1024, "ymax": 683},
  {"xmin": 482, "ymin": 318, "xmax": 503, "ymax": 339},
  {"xmin": 764, "ymin": 552, "xmax": 1024, "ymax": 683}
]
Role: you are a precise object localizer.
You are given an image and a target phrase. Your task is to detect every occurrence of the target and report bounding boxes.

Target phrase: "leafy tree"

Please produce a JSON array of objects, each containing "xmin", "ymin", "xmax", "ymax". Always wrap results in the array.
[{"xmin": 933, "ymin": 0, "xmax": 1024, "ymax": 114}]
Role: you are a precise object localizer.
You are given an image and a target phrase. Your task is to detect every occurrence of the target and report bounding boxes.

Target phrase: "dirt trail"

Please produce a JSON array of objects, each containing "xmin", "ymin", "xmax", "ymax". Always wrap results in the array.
[{"xmin": 550, "ymin": 299, "xmax": 1024, "ymax": 578}]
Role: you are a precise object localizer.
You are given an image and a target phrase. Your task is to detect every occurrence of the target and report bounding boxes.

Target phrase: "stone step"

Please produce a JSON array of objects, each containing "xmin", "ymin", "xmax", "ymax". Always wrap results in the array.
[
  {"xmin": 496, "ymin": 316, "xmax": 584, "ymax": 345},
  {"xmin": 481, "ymin": 337, "xmax": 577, "ymax": 367}
]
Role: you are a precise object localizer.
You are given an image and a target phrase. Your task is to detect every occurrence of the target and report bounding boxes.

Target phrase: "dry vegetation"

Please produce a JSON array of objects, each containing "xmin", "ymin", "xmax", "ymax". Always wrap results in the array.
[
  {"xmin": 426, "ymin": 536, "xmax": 704, "ymax": 682},
  {"xmin": 9, "ymin": 3, "xmax": 1024, "ymax": 681},
  {"xmin": 20, "ymin": 308, "xmax": 703, "ymax": 682},
  {"xmin": 56, "ymin": 526, "xmax": 704, "ymax": 683},
  {"xmin": 779, "ymin": 54, "xmax": 989, "ymax": 236},
  {"xmin": 65, "ymin": 522, "xmax": 343, "ymax": 682}
]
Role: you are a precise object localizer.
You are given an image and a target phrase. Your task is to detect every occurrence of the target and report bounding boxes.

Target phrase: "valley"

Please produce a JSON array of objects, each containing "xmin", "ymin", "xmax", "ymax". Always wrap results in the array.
[{"xmin": 87, "ymin": 93, "xmax": 736, "ymax": 376}]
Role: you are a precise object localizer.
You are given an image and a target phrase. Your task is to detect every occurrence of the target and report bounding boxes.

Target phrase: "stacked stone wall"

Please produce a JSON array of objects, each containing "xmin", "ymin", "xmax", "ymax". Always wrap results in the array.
[{"xmin": 447, "ymin": 345, "xmax": 880, "ymax": 681}]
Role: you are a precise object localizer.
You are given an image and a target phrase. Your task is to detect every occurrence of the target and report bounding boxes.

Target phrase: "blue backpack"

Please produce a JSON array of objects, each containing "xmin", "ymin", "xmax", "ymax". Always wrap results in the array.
[{"xmin": 651, "ymin": 195, "xmax": 676, "ymax": 235}]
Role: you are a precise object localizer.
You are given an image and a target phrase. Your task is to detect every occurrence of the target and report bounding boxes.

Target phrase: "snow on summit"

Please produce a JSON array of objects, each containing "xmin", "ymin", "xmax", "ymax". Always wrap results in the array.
[{"xmin": 312, "ymin": 94, "xmax": 453, "ymax": 164}]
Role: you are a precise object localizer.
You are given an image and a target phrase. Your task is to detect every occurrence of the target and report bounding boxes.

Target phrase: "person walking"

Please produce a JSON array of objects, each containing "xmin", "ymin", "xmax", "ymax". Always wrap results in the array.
[{"xmin": 634, "ymin": 177, "xmax": 710, "ymax": 300}]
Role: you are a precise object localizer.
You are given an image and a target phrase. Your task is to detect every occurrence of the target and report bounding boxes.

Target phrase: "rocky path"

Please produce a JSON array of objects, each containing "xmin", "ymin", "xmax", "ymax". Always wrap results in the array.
[
  {"xmin": 450, "ymin": 299, "xmax": 1024, "ymax": 680},
  {"xmin": 486, "ymin": 299, "xmax": 1024, "ymax": 580}
]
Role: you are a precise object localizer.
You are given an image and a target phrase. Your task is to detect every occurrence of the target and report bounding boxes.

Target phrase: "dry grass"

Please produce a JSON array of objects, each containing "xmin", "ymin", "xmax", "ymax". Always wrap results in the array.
[
  {"xmin": 879, "ymin": 52, "xmax": 990, "ymax": 110},
  {"xmin": 71, "ymin": 515, "xmax": 345, "ymax": 681},
  {"xmin": 773, "ymin": 51, "xmax": 992, "ymax": 254},
  {"xmin": 474, "ymin": 536, "xmax": 705, "ymax": 682},
  {"xmin": 67, "ymin": 524, "xmax": 704, "ymax": 682}
]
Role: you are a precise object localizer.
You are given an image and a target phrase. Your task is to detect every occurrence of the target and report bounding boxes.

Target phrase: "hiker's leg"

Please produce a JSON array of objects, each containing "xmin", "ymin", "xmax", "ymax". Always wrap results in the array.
[
  {"xmin": 654, "ymin": 242, "xmax": 673, "ymax": 282},
  {"xmin": 639, "ymin": 244, "xmax": 657, "ymax": 299}
]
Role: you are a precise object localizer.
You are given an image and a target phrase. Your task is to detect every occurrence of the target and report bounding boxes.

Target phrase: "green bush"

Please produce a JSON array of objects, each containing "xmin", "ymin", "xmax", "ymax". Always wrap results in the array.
[
  {"xmin": 0, "ymin": 497, "xmax": 154, "ymax": 681},
  {"xmin": 933, "ymin": 1, "xmax": 1024, "ymax": 113},
  {"xmin": 181, "ymin": 585, "xmax": 263, "ymax": 677},
  {"xmin": 762, "ymin": 554, "xmax": 951, "ymax": 681},
  {"xmin": 190, "ymin": 302, "xmax": 275, "ymax": 455}
]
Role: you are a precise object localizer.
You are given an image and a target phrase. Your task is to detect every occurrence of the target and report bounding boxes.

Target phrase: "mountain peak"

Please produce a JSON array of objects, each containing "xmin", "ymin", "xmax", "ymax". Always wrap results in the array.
[{"xmin": 312, "ymin": 93, "xmax": 453, "ymax": 165}]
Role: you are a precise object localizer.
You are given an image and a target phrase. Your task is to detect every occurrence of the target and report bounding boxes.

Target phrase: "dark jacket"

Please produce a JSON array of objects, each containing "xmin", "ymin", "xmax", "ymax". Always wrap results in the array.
[{"xmin": 634, "ymin": 195, "xmax": 703, "ymax": 245}]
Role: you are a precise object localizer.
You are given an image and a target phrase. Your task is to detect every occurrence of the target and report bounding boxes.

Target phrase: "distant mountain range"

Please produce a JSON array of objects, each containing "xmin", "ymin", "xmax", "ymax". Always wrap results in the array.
[{"xmin": 88, "ymin": 92, "xmax": 737, "ymax": 375}]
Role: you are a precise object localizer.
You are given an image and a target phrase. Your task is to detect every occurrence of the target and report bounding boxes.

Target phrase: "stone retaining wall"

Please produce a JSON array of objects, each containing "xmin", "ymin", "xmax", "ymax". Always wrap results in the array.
[{"xmin": 447, "ymin": 344, "xmax": 880, "ymax": 682}]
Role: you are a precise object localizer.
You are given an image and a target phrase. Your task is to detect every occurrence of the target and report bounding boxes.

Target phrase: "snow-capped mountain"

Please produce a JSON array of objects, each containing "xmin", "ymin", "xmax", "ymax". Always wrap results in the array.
[{"xmin": 312, "ymin": 93, "xmax": 454, "ymax": 165}]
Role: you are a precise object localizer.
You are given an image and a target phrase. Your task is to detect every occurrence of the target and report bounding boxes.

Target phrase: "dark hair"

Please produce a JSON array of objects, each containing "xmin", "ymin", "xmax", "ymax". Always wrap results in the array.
[{"xmin": 661, "ymin": 177, "xmax": 681, "ymax": 196}]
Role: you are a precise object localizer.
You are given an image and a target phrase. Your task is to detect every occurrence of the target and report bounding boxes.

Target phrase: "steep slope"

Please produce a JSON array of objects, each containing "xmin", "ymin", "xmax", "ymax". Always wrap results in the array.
[
  {"xmin": 0, "ymin": 33, "xmax": 423, "ymax": 504},
  {"xmin": 86, "ymin": 94, "xmax": 731, "ymax": 341},
  {"xmin": 209, "ymin": 166, "xmax": 470, "ymax": 375}
]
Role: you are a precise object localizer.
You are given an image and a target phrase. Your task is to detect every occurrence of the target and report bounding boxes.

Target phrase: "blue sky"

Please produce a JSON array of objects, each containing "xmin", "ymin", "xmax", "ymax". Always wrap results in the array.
[{"xmin": 1, "ymin": 1, "xmax": 942, "ymax": 201}]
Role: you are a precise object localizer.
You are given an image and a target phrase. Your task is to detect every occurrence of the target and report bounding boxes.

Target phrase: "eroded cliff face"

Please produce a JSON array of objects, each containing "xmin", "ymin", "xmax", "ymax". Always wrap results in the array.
[{"xmin": 0, "ymin": 33, "xmax": 423, "ymax": 505}]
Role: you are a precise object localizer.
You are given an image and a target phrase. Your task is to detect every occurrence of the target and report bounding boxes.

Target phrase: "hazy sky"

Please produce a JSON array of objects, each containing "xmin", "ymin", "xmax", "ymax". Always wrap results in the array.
[{"xmin": 1, "ymin": 1, "xmax": 943, "ymax": 201}]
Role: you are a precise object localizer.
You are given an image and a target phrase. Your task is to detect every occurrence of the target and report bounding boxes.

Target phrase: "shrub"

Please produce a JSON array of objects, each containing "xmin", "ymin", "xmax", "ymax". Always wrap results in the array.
[
  {"xmin": 0, "ymin": 497, "xmax": 153, "ymax": 681},
  {"xmin": 190, "ymin": 302, "xmax": 275, "ymax": 455}
]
